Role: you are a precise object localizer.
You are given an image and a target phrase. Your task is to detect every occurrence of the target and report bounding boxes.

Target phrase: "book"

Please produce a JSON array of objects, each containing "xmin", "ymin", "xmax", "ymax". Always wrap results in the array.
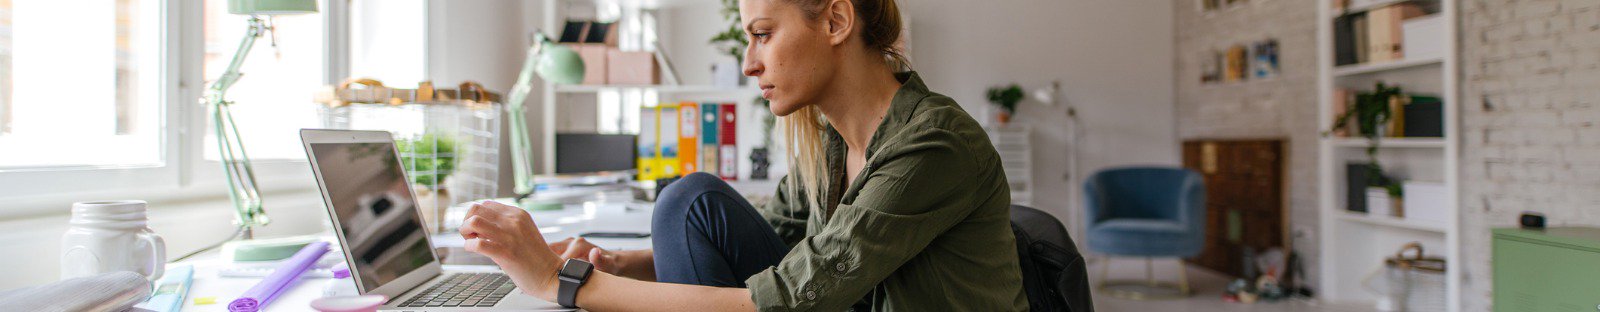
[
  {"xmin": 718, "ymin": 104, "xmax": 738, "ymax": 180},
  {"xmin": 1352, "ymin": 13, "xmax": 1369, "ymax": 64},
  {"xmin": 1332, "ymin": 88, "xmax": 1352, "ymax": 137},
  {"xmin": 677, "ymin": 102, "xmax": 699, "ymax": 174},
  {"xmin": 659, "ymin": 104, "xmax": 681, "ymax": 178},
  {"xmin": 1386, "ymin": 95, "xmax": 1406, "ymax": 137},
  {"xmin": 1333, "ymin": 14, "xmax": 1359, "ymax": 66},
  {"xmin": 701, "ymin": 103, "xmax": 721, "ymax": 175},
  {"xmin": 1367, "ymin": 6, "xmax": 1393, "ymax": 63},
  {"xmin": 637, "ymin": 106, "xmax": 660, "ymax": 180}
]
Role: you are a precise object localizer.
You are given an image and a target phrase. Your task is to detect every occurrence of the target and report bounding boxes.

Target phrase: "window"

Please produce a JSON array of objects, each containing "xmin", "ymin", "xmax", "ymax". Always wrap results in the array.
[
  {"xmin": 0, "ymin": 0, "xmax": 163, "ymax": 170},
  {"xmin": 349, "ymin": 0, "xmax": 424, "ymax": 86},
  {"xmin": 201, "ymin": 0, "xmax": 327, "ymax": 161}
]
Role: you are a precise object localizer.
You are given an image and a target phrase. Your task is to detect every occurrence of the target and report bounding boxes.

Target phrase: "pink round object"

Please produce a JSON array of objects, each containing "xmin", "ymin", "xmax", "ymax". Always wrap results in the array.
[{"xmin": 310, "ymin": 295, "xmax": 387, "ymax": 312}]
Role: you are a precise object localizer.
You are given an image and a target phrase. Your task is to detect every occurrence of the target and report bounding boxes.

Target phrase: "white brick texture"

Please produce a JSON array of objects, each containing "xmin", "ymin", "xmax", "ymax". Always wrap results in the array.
[{"xmin": 1462, "ymin": 0, "xmax": 1600, "ymax": 310}]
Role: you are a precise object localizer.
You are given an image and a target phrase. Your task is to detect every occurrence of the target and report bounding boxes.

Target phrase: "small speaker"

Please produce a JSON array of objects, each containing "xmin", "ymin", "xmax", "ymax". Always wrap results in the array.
[{"xmin": 1520, "ymin": 212, "xmax": 1546, "ymax": 229}]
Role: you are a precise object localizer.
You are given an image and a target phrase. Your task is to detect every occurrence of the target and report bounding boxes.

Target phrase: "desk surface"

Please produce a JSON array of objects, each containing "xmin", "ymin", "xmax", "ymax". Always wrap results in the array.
[{"xmin": 175, "ymin": 201, "xmax": 654, "ymax": 311}]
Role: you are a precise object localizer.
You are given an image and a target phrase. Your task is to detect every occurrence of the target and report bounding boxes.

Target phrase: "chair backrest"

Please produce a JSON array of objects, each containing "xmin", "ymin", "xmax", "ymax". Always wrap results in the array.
[
  {"xmin": 1010, "ymin": 205, "xmax": 1093, "ymax": 312},
  {"xmin": 1084, "ymin": 167, "xmax": 1204, "ymax": 223}
]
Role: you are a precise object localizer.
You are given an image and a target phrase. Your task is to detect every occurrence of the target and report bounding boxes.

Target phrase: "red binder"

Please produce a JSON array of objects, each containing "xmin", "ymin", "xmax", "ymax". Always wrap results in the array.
[{"xmin": 718, "ymin": 104, "xmax": 737, "ymax": 180}]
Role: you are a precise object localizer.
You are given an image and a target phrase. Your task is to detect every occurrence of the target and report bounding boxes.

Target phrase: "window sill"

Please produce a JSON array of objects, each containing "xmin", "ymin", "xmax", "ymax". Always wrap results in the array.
[{"xmin": 0, "ymin": 161, "xmax": 322, "ymax": 220}]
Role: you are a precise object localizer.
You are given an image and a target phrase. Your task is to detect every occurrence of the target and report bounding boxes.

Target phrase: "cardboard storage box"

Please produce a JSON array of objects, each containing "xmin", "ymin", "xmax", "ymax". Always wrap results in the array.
[
  {"xmin": 566, "ymin": 44, "xmax": 609, "ymax": 85},
  {"xmin": 607, "ymin": 49, "xmax": 659, "ymax": 85}
]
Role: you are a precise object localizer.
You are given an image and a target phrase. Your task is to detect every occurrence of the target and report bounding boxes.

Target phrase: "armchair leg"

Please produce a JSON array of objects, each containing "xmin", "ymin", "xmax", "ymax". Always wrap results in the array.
[{"xmin": 1097, "ymin": 256, "xmax": 1193, "ymax": 300}]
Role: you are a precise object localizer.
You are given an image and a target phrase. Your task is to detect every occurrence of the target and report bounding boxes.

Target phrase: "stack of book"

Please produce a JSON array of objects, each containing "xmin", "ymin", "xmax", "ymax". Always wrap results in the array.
[
  {"xmin": 1333, "ymin": 1, "xmax": 1439, "ymax": 66},
  {"xmin": 638, "ymin": 102, "xmax": 738, "ymax": 181}
]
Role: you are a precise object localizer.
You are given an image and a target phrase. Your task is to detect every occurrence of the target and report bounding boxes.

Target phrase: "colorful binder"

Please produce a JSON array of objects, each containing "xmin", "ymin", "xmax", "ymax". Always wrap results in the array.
[
  {"xmin": 678, "ymin": 102, "xmax": 699, "ymax": 174},
  {"xmin": 659, "ymin": 104, "xmax": 681, "ymax": 178},
  {"xmin": 637, "ymin": 106, "xmax": 659, "ymax": 180},
  {"xmin": 700, "ymin": 103, "xmax": 721, "ymax": 175},
  {"xmin": 718, "ymin": 104, "xmax": 738, "ymax": 180}
]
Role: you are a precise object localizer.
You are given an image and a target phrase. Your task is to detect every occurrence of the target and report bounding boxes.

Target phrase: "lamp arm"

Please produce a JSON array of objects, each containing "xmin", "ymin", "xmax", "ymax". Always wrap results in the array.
[
  {"xmin": 505, "ymin": 35, "xmax": 548, "ymax": 196},
  {"xmin": 204, "ymin": 16, "xmax": 271, "ymax": 235}
]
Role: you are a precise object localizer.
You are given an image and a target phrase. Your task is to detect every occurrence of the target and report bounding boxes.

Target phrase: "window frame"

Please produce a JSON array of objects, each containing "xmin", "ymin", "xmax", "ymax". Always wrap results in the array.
[{"xmin": 0, "ymin": 0, "xmax": 355, "ymax": 217}]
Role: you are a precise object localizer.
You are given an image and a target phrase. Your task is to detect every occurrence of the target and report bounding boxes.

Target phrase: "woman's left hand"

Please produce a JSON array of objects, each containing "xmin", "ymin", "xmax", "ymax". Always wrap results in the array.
[{"xmin": 459, "ymin": 201, "xmax": 564, "ymax": 301}]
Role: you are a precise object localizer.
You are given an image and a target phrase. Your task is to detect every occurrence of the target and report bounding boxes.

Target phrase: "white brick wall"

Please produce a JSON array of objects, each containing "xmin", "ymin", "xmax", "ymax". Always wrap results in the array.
[
  {"xmin": 1461, "ymin": 0, "xmax": 1600, "ymax": 310},
  {"xmin": 1173, "ymin": 0, "xmax": 1322, "ymax": 287}
]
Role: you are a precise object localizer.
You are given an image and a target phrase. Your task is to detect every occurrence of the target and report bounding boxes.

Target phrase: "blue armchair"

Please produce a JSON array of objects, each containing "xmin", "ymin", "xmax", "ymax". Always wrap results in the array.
[{"xmin": 1083, "ymin": 167, "xmax": 1205, "ymax": 299}]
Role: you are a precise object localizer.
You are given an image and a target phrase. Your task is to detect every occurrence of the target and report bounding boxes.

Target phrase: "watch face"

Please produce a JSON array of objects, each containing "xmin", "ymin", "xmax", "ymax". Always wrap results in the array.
[{"xmin": 561, "ymin": 259, "xmax": 593, "ymax": 278}]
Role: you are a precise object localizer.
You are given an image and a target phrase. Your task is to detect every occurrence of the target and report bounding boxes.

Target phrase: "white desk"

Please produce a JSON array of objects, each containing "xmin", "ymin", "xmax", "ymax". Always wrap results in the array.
[{"xmin": 173, "ymin": 201, "xmax": 654, "ymax": 311}]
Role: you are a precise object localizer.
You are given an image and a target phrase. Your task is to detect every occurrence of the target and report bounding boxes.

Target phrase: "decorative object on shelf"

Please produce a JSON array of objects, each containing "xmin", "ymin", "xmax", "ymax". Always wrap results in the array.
[
  {"xmin": 1252, "ymin": 39, "xmax": 1280, "ymax": 79},
  {"xmin": 314, "ymin": 79, "xmax": 503, "ymax": 233},
  {"xmin": 1402, "ymin": 95, "xmax": 1443, "ymax": 137},
  {"xmin": 710, "ymin": 0, "xmax": 749, "ymax": 87},
  {"xmin": 1328, "ymin": 81, "xmax": 1407, "ymax": 200},
  {"xmin": 986, "ymin": 84, "xmax": 1023, "ymax": 125},
  {"xmin": 1201, "ymin": 49, "xmax": 1223, "ymax": 84},
  {"xmin": 505, "ymin": 30, "xmax": 585, "ymax": 198},
  {"xmin": 1224, "ymin": 44, "xmax": 1249, "ymax": 82},
  {"xmin": 750, "ymin": 147, "xmax": 771, "ymax": 180},
  {"xmin": 1362, "ymin": 242, "xmax": 1446, "ymax": 312},
  {"xmin": 1518, "ymin": 212, "xmax": 1545, "ymax": 229},
  {"xmin": 203, "ymin": 0, "xmax": 319, "ymax": 239},
  {"xmin": 750, "ymin": 95, "xmax": 776, "ymax": 180}
]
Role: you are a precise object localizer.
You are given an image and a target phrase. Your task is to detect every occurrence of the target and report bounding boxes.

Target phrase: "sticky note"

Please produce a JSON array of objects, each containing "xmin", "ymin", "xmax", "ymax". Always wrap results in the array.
[{"xmin": 194, "ymin": 296, "xmax": 217, "ymax": 305}]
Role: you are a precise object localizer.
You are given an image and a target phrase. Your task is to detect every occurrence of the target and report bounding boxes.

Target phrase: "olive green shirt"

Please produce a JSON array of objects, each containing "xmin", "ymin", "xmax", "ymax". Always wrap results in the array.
[{"xmin": 746, "ymin": 72, "xmax": 1028, "ymax": 311}]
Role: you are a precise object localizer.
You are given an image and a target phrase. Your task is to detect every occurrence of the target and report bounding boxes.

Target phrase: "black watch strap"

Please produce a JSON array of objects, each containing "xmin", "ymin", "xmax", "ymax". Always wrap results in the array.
[{"xmin": 557, "ymin": 259, "xmax": 594, "ymax": 308}]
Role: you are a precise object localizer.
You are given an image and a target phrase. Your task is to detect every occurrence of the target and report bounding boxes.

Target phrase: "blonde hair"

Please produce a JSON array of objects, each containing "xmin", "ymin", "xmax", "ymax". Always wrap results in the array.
[{"xmin": 779, "ymin": 0, "xmax": 906, "ymax": 210}]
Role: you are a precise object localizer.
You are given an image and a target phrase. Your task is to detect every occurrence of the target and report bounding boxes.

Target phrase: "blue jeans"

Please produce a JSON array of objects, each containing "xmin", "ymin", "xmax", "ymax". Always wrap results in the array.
[{"xmin": 651, "ymin": 172, "xmax": 792, "ymax": 287}]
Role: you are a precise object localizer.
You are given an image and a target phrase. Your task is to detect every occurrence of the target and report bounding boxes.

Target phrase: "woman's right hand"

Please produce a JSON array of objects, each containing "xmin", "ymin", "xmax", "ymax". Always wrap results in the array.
[{"xmin": 550, "ymin": 237, "xmax": 656, "ymax": 281}]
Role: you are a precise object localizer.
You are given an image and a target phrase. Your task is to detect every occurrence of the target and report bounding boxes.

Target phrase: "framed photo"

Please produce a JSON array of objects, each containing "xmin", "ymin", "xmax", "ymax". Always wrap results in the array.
[{"xmin": 1252, "ymin": 39, "xmax": 1281, "ymax": 79}]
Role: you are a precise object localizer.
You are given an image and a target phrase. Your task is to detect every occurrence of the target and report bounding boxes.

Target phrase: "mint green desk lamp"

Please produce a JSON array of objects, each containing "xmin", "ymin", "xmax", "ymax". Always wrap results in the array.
[
  {"xmin": 505, "ymin": 32, "xmax": 584, "ymax": 207},
  {"xmin": 204, "ymin": 0, "xmax": 318, "ymax": 240}
]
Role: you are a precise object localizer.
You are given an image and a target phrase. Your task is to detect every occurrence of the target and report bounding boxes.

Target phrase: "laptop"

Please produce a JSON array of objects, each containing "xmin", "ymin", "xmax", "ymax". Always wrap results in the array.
[{"xmin": 301, "ymin": 129, "xmax": 570, "ymax": 311}]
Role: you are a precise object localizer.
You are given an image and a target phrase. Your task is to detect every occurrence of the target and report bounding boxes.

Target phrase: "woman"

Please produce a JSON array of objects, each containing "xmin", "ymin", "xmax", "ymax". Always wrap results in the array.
[{"xmin": 458, "ymin": 0, "xmax": 1026, "ymax": 310}]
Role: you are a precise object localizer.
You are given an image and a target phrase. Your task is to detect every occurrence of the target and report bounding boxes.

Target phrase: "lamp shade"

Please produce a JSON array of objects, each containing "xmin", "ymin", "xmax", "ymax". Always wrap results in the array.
[
  {"xmin": 229, "ymin": 0, "xmax": 318, "ymax": 15},
  {"xmin": 536, "ymin": 44, "xmax": 586, "ymax": 85}
]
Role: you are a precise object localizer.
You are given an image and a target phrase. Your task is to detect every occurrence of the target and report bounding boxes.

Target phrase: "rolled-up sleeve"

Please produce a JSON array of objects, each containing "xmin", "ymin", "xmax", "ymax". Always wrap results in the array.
[{"xmin": 746, "ymin": 125, "xmax": 980, "ymax": 311}]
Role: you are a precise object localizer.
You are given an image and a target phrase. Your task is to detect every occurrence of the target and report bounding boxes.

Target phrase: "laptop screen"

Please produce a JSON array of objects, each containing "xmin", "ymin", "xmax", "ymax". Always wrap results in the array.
[{"xmin": 309, "ymin": 141, "xmax": 437, "ymax": 292}]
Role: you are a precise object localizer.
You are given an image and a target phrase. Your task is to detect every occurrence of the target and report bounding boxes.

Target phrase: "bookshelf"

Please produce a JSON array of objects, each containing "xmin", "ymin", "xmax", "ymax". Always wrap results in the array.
[
  {"xmin": 538, "ymin": 0, "xmax": 782, "ymax": 191},
  {"xmin": 1316, "ymin": 0, "xmax": 1459, "ymax": 311}
]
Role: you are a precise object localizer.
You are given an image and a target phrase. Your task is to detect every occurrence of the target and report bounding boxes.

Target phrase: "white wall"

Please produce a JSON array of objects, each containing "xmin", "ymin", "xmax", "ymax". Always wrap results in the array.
[
  {"xmin": 660, "ymin": 0, "xmax": 1180, "ymax": 232},
  {"xmin": 900, "ymin": 0, "xmax": 1179, "ymax": 231}
]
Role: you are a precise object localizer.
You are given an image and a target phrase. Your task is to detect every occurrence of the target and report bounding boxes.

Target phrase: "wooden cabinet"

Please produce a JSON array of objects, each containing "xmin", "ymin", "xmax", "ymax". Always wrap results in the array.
[
  {"xmin": 1493, "ymin": 228, "xmax": 1600, "ymax": 312},
  {"xmin": 1181, "ymin": 140, "xmax": 1286, "ymax": 277}
]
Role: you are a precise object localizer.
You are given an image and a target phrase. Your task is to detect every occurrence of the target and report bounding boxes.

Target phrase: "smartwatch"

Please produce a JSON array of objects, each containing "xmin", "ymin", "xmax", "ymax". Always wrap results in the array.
[{"xmin": 557, "ymin": 258, "xmax": 595, "ymax": 308}]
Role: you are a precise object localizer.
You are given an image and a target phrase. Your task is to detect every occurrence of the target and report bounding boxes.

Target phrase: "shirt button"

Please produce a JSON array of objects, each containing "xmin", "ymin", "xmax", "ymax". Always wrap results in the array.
[
  {"xmin": 806, "ymin": 290, "xmax": 817, "ymax": 300},
  {"xmin": 835, "ymin": 263, "xmax": 847, "ymax": 272}
]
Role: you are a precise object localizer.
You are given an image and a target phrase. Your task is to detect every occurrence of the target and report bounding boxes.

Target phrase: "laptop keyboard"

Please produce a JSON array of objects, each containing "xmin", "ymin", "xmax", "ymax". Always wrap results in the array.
[{"xmin": 397, "ymin": 272, "xmax": 516, "ymax": 308}]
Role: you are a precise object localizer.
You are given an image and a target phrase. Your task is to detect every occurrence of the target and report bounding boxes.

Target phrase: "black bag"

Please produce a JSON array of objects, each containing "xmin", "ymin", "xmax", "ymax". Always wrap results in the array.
[{"xmin": 1011, "ymin": 205, "xmax": 1094, "ymax": 312}]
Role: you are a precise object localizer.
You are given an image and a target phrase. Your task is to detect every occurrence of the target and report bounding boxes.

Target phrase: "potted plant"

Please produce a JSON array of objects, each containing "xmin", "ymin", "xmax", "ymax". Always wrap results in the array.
[
  {"xmin": 709, "ymin": 0, "xmax": 748, "ymax": 87},
  {"xmin": 397, "ymin": 133, "xmax": 459, "ymax": 231},
  {"xmin": 987, "ymin": 84, "xmax": 1024, "ymax": 124},
  {"xmin": 1328, "ymin": 82, "xmax": 1407, "ymax": 214}
]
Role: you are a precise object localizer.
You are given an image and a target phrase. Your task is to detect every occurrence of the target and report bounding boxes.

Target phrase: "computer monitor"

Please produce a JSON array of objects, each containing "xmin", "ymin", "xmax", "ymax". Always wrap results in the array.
[{"xmin": 555, "ymin": 133, "xmax": 637, "ymax": 174}]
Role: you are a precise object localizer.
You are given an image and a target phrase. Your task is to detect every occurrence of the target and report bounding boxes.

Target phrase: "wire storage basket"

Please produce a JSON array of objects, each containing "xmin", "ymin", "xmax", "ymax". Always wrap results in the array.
[
  {"xmin": 316, "ymin": 79, "xmax": 502, "ymax": 234},
  {"xmin": 1363, "ymin": 242, "xmax": 1447, "ymax": 311}
]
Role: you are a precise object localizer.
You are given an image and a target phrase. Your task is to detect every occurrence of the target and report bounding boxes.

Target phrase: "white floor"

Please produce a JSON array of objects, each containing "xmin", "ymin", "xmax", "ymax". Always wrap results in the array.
[{"xmin": 1089, "ymin": 258, "xmax": 1369, "ymax": 312}]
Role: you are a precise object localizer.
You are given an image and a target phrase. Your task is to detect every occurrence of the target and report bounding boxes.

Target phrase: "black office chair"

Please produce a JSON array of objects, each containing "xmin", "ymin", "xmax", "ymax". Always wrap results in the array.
[{"xmin": 1011, "ymin": 205, "xmax": 1094, "ymax": 312}]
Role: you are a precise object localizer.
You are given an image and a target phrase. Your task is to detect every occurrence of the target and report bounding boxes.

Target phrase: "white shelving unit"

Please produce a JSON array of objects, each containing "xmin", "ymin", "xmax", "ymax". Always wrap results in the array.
[
  {"xmin": 1316, "ymin": 0, "xmax": 1459, "ymax": 311},
  {"xmin": 538, "ymin": 0, "xmax": 778, "ymax": 191},
  {"xmin": 986, "ymin": 126, "xmax": 1032, "ymax": 206}
]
